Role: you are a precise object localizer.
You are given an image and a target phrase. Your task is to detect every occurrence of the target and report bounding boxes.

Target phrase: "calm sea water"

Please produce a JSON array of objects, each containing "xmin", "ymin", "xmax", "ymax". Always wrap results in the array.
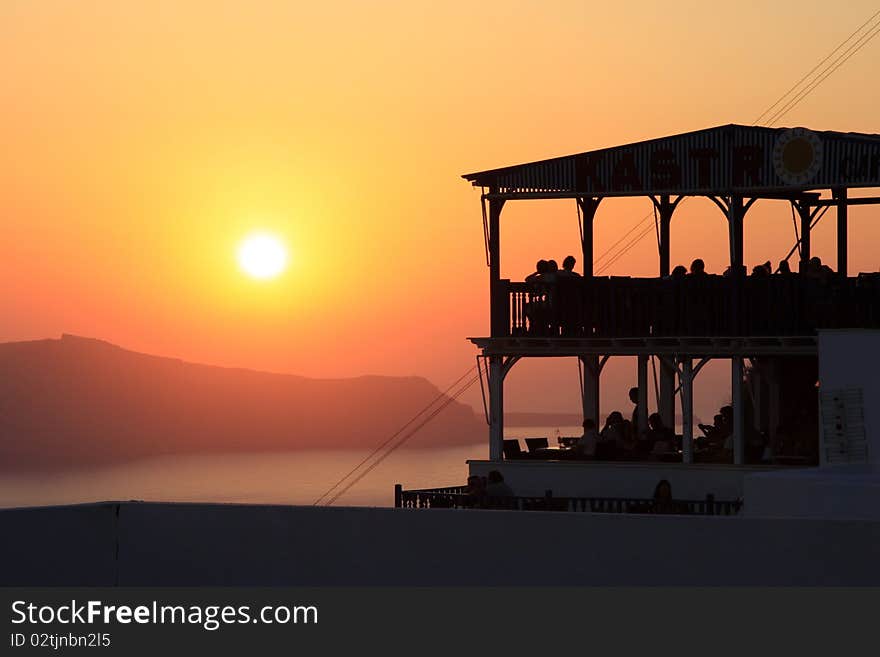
[{"xmin": 0, "ymin": 426, "xmax": 581, "ymax": 509}]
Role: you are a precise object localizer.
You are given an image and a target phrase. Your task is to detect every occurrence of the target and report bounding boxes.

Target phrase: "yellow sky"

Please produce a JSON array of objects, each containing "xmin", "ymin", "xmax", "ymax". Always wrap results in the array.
[{"xmin": 2, "ymin": 1, "xmax": 878, "ymax": 418}]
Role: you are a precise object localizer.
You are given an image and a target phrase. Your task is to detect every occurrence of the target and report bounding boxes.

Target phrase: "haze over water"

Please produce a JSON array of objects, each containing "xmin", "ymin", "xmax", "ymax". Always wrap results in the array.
[{"xmin": 0, "ymin": 427, "xmax": 586, "ymax": 509}]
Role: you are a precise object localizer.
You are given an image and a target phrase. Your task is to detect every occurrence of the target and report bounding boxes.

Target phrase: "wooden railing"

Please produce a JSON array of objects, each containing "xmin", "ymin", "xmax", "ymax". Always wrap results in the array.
[
  {"xmin": 394, "ymin": 485, "xmax": 743, "ymax": 516},
  {"xmin": 496, "ymin": 273, "xmax": 880, "ymax": 339}
]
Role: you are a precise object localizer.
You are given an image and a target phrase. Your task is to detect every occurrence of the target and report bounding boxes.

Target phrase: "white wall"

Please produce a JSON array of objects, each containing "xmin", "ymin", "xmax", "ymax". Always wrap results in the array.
[
  {"xmin": 743, "ymin": 330, "xmax": 880, "ymax": 518},
  {"xmin": 468, "ymin": 460, "xmax": 768, "ymax": 500},
  {"xmin": 2, "ymin": 502, "xmax": 879, "ymax": 585},
  {"xmin": 818, "ymin": 329, "xmax": 880, "ymax": 465}
]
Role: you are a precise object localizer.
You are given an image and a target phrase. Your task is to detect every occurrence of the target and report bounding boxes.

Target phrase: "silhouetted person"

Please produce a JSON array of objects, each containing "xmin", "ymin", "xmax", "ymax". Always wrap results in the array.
[
  {"xmin": 486, "ymin": 470, "xmax": 514, "ymax": 498},
  {"xmin": 600, "ymin": 411, "xmax": 631, "ymax": 456},
  {"xmin": 526, "ymin": 260, "xmax": 548, "ymax": 283},
  {"xmin": 628, "ymin": 386, "xmax": 643, "ymax": 440},
  {"xmin": 699, "ymin": 413, "xmax": 728, "ymax": 448},
  {"xmin": 544, "ymin": 259, "xmax": 559, "ymax": 283},
  {"xmin": 558, "ymin": 255, "xmax": 581, "ymax": 278},
  {"xmin": 652, "ymin": 479, "xmax": 676, "ymax": 514},
  {"xmin": 465, "ymin": 474, "xmax": 486, "ymax": 507},
  {"xmin": 777, "ymin": 259, "xmax": 792, "ymax": 275},
  {"xmin": 646, "ymin": 412, "xmax": 675, "ymax": 455},
  {"xmin": 805, "ymin": 256, "xmax": 833, "ymax": 280},
  {"xmin": 670, "ymin": 265, "xmax": 687, "ymax": 279},
  {"xmin": 576, "ymin": 418, "xmax": 599, "ymax": 458},
  {"xmin": 689, "ymin": 258, "xmax": 707, "ymax": 276},
  {"xmin": 751, "ymin": 263, "xmax": 770, "ymax": 277}
]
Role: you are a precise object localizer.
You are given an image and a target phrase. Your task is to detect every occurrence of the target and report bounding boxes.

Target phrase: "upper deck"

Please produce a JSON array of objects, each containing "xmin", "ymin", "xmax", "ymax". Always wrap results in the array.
[
  {"xmin": 472, "ymin": 272, "xmax": 880, "ymax": 357},
  {"xmin": 465, "ymin": 124, "xmax": 880, "ymax": 355}
]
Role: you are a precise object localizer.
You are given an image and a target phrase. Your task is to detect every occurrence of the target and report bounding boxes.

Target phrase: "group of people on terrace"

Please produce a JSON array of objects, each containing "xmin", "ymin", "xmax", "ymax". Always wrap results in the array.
[
  {"xmin": 559, "ymin": 386, "xmax": 817, "ymax": 465},
  {"xmin": 525, "ymin": 254, "xmax": 839, "ymax": 284},
  {"xmin": 665, "ymin": 256, "xmax": 836, "ymax": 280},
  {"xmin": 525, "ymin": 255, "xmax": 581, "ymax": 283},
  {"xmin": 515, "ymin": 248, "xmax": 859, "ymax": 338},
  {"xmin": 574, "ymin": 387, "xmax": 677, "ymax": 461}
]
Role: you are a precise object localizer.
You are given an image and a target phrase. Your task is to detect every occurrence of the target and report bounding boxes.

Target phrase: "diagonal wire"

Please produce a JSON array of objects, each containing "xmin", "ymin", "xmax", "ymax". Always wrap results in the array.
[
  {"xmin": 312, "ymin": 366, "xmax": 477, "ymax": 505},
  {"xmin": 767, "ymin": 21, "xmax": 880, "ymax": 125},
  {"xmin": 754, "ymin": 8, "xmax": 880, "ymax": 124},
  {"xmin": 323, "ymin": 372, "xmax": 481, "ymax": 506}
]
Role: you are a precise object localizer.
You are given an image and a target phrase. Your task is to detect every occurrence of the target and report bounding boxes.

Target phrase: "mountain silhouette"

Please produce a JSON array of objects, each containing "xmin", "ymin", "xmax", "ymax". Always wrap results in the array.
[{"xmin": 0, "ymin": 335, "xmax": 483, "ymax": 471}]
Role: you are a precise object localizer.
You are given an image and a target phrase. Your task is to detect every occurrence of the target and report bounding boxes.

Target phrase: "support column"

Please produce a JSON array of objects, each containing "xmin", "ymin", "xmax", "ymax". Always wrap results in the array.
[
  {"xmin": 835, "ymin": 187, "xmax": 848, "ymax": 275},
  {"xmin": 796, "ymin": 200, "xmax": 812, "ymax": 273},
  {"xmin": 728, "ymin": 196, "xmax": 744, "ymax": 273},
  {"xmin": 655, "ymin": 196, "xmax": 677, "ymax": 418},
  {"xmin": 727, "ymin": 196, "xmax": 745, "ymax": 336},
  {"xmin": 680, "ymin": 357, "xmax": 694, "ymax": 464},
  {"xmin": 580, "ymin": 355, "xmax": 600, "ymax": 428},
  {"xmin": 577, "ymin": 197, "xmax": 601, "ymax": 277},
  {"xmin": 488, "ymin": 355, "xmax": 504, "ymax": 461},
  {"xmin": 654, "ymin": 194, "xmax": 678, "ymax": 277},
  {"xmin": 488, "ymin": 196, "xmax": 506, "ymax": 336},
  {"xmin": 637, "ymin": 355, "xmax": 649, "ymax": 440},
  {"xmin": 732, "ymin": 356, "xmax": 744, "ymax": 465},
  {"xmin": 659, "ymin": 358, "xmax": 676, "ymax": 430}
]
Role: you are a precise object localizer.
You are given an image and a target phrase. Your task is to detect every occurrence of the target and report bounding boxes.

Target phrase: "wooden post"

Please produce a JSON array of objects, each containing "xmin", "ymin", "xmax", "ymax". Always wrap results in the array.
[
  {"xmin": 836, "ymin": 187, "xmax": 848, "ymax": 275},
  {"xmin": 732, "ymin": 356, "xmax": 744, "ymax": 465},
  {"xmin": 637, "ymin": 354, "xmax": 649, "ymax": 440},
  {"xmin": 728, "ymin": 196, "xmax": 744, "ymax": 273},
  {"xmin": 657, "ymin": 196, "xmax": 675, "ymax": 423},
  {"xmin": 394, "ymin": 483, "xmax": 403, "ymax": 508},
  {"xmin": 680, "ymin": 357, "xmax": 694, "ymax": 464},
  {"xmin": 488, "ymin": 196, "xmax": 505, "ymax": 335},
  {"xmin": 489, "ymin": 355, "xmax": 504, "ymax": 461},
  {"xmin": 727, "ymin": 196, "xmax": 745, "ymax": 336},
  {"xmin": 657, "ymin": 195, "xmax": 675, "ymax": 277},
  {"xmin": 660, "ymin": 358, "xmax": 676, "ymax": 430},
  {"xmin": 577, "ymin": 197, "xmax": 601, "ymax": 277},
  {"xmin": 797, "ymin": 200, "xmax": 811, "ymax": 273},
  {"xmin": 580, "ymin": 355, "xmax": 600, "ymax": 428}
]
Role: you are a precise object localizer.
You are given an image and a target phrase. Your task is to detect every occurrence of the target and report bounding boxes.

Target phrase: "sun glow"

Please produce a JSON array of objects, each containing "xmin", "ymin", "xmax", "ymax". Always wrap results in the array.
[{"xmin": 237, "ymin": 232, "xmax": 288, "ymax": 280}]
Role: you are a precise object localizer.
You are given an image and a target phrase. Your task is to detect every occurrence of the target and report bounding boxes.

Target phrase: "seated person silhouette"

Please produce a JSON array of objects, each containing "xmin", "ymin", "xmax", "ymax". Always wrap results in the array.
[
  {"xmin": 599, "ymin": 411, "xmax": 631, "ymax": 458},
  {"xmin": 557, "ymin": 255, "xmax": 581, "ymax": 278},
  {"xmin": 576, "ymin": 418, "xmax": 599, "ymax": 458},
  {"xmin": 644, "ymin": 413, "xmax": 675, "ymax": 456},
  {"xmin": 689, "ymin": 258, "xmax": 708, "ymax": 277},
  {"xmin": 526, "ymin": 259, "xmax": 549, "ymax": 283},
  {"xmin": 652, "ymin": 479, "xmax": 680, "ymax": 514},
  {"xmin": 485, "ymin": 470, "xmax": 514, "ymax": 499}
]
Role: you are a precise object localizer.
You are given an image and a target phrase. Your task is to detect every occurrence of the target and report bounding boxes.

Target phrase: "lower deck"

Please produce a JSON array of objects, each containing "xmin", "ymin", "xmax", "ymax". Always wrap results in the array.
[{"xmin": 466, "ymin": 458, "xmax": 802, "ymax": 501}]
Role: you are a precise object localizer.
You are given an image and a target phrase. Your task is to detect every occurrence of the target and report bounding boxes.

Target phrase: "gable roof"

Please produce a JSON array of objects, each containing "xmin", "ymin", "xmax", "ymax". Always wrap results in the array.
[{"xmin": 463, "ymin": 124, "xmax": 880, "ymax": 196}]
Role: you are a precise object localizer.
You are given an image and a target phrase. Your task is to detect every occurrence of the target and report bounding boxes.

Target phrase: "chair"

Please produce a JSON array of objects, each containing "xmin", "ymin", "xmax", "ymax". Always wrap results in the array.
[
  {"xmin": 502, "ymin": 439, "xmax": 523, "ymax": 459},
  {"xmin": 525, "ymin": 437, "xmax": 549, "ymax": 453}
]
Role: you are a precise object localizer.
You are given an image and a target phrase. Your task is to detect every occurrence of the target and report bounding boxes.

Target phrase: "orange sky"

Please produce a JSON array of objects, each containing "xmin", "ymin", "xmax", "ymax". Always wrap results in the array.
[{"xmin": 2, "ymin": 1, "xmax": 879, "ymax": 420}]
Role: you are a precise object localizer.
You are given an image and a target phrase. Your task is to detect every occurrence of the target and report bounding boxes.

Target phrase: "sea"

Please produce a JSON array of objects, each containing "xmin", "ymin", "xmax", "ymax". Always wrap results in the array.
[{"xmin": 0, "ymin": 426, "xmax": 582, "ymax": 509}]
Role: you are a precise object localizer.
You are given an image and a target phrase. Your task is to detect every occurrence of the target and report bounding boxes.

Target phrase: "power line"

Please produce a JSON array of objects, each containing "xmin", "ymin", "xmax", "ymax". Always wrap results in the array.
[
  {"xmin": 753, "ymin": 9, "xmax": 880, "ymax": 124},
  {"xmin": 323, "ymin": 371, "xmax": 481, "ymax": 506},
  {"xmin": 766, "ymin": 21, "xmax": 880, "ymax": 125},
  {"xmin": 312, "ymin": 365, "xmax": 477, "ymax": 505}
]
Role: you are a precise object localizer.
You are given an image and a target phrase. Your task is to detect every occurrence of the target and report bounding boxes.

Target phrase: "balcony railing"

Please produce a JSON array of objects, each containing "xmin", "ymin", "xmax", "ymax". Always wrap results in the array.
[
  {"xmin": 494, "ymin": 273, "xmax": 880, "ymax": 339},
  {"xmin": 394, "ymin": 485, "xmax": 743, "ymax": 516}
]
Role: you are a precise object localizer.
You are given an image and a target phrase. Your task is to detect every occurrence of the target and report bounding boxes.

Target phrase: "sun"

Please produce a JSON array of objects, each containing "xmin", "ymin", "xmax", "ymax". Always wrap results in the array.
[{"xmin": 237, "ymin": 232, "xmax": 288, "ymax": 280}]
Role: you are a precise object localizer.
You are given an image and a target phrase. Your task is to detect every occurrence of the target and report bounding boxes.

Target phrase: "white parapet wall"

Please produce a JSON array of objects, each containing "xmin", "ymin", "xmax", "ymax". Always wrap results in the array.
[
  {"xmin": 468, "ymin": 459, "xmax": 771, "ymax": 500},
  {"xmin": 744, "ymin": 330, "xmax": 880, "ymax": 519},
  {"xmin": 2, "ymin": 501, "xmax": 880, "ymax": 585}
]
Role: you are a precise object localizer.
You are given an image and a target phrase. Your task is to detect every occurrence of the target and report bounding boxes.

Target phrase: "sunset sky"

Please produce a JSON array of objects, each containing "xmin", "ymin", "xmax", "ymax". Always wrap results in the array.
[{"xmin": 2, "ymin": 1, "xmax": 879, "ymax": 420}]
